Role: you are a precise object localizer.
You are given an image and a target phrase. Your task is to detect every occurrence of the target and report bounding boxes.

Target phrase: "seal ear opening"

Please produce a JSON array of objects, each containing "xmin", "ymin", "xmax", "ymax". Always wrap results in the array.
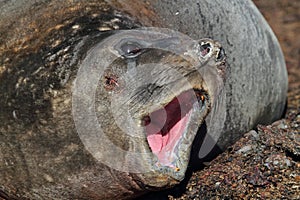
[{"xmin": 199, "ymin": 42, "xmax": 212, "ymax": 57}]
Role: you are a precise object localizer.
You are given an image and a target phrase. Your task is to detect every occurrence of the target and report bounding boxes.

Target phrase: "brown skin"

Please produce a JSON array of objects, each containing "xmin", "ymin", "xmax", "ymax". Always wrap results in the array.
[{"xmin": 0, "ymin": 1, "xmax": 226, "ymax": 199}]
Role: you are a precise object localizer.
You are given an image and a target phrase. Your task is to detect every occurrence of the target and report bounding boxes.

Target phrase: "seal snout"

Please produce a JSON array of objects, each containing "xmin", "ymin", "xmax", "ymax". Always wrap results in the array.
[
  {"xmin": 199, "ymin": 39, "xmax": 226, "ymax": 63},
  {"xmin": 198, "ymin": 39, "xmax": 227, "ymax": 80}
]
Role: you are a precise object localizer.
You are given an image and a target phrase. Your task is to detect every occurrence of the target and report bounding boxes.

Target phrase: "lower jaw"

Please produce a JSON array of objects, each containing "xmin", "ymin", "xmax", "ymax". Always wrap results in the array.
[
  {"xmin": 150, "ymin": 106, "xmax": 200, "ymax": 181},
  {"xmin": 136, "ymin": 172, "xmax": 180, "ymax": 190},
  {"xmin": 150, "ymin": 149, "xmax": 190, "ymax": 182},
  {"xmin": 149, "ymin": 109, "xmax": 192, "ymax": 167}
]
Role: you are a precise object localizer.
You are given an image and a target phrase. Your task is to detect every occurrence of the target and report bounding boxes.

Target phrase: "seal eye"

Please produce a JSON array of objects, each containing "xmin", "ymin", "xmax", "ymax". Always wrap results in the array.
[
  {"xmin": 120, "ymin": 42, "xmax": 143, "ymax": 58},
  {"xmin": 216, "ymin": 47, "xmax": 226, "ymax": 61},
  {"xmin": 199, "ymin": 42, "xmax": 211, "ymax": 57}
]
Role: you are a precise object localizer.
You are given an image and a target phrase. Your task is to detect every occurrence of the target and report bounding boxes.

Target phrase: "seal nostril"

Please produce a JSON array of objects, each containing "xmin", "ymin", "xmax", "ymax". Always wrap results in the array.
[
  {"xmin": 216, "ymin": 47, "xmax": 226, "ymax": 61},
  {"xmin": 120, "ymin": 42, "xmax": 143, "ymax": 58},
  {"xmin": 199, "ymin": 42, "xmax": 211, "ymax": 57}
]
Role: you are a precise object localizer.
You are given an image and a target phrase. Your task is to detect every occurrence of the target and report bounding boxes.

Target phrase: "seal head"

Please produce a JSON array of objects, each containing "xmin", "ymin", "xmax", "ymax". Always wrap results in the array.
[{"xmin": 73, "ymin": 29, "xmax": 227, "ymax": 188}]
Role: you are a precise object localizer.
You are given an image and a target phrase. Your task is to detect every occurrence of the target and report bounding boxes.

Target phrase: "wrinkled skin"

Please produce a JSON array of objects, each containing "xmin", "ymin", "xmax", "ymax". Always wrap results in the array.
[{"xmin": 0, "ymin": 0, "xmax": 287, "ymax": 199}]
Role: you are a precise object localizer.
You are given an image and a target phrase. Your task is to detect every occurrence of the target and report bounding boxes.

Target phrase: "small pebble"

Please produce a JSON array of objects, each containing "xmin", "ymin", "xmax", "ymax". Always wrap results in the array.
[
  {"xmin": 249, "ymin": 130, "xmax": 259, "ymax": 140},
  {"xmin": 72, "ymin": 24, "xmax": 80, "ymax": 29},
  {"xmin": 98, "ymin": 26, "xmax": 112, "ymax": 31},
  {"xmin": 236, "ymin": 145, "xmax": 253, "ymax": 154}
]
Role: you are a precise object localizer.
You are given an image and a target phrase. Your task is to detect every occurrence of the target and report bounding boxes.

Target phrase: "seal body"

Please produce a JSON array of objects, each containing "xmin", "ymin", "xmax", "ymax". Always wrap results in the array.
[{"xmin": 0, "ymin": 0, "xmax": 287, "ymax": 199}]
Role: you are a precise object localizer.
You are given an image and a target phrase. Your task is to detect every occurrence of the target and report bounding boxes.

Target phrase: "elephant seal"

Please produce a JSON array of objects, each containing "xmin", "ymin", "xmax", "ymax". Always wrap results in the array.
[{"xmin": 0, "ymin": 0, "xmax": 287, "ymax": 199}]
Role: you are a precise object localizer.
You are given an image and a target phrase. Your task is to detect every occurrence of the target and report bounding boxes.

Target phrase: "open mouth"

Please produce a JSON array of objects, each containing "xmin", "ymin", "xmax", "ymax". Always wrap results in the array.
[{"xmin": 141, "ymin": 89, "xmax": 206, "ymax": 167}]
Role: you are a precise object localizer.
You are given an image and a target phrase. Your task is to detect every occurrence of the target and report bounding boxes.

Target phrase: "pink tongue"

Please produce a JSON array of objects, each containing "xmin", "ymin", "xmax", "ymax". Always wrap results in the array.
[
  {"xmin": 144, "ymin": 89, "xmax": 198, "ymax": 158},
  {"xmin": 146, "ymin": 123, "xmax": 170, "ymax": 153},
  {"xmin": 146, "ymin": 111, "xmax": 191, "ymax": 165}
]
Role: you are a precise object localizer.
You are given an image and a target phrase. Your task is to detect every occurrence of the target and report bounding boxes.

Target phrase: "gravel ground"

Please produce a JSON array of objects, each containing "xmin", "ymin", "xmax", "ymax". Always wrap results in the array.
[{"xmin": 140, "ymin": 0, "xmax": 300, "ymax": 199}]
